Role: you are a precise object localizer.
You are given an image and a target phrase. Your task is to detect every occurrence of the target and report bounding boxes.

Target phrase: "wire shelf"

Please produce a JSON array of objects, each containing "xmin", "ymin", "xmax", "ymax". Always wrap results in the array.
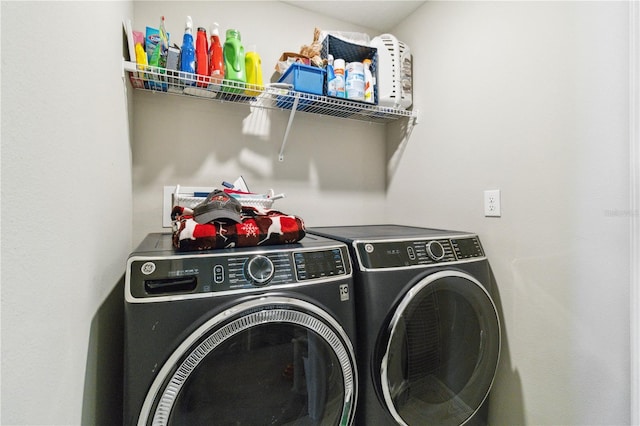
[{"xmin": 123, "ymin": 61, "xmax": 416, "ymax": 124}]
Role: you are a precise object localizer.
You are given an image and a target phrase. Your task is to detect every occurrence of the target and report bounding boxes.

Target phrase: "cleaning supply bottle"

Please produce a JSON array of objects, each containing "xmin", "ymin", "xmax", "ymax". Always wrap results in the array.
[
  {"xmin": 244, "ymin": 44, "xmax": 263, "ymax": 96},
  {"xmin": 326, "ymin": 55, "xmax": 337, "ymax": 97},
  {"xmin": 363, "ymin": 59, "xmax": 374, "ymax": 103},
  {"xmin": 135, "ymin": 42, "xmax": 149, "ymax": 89},
  {"xmin": 179, "ymin": 16, "xmax": 196, "ymax": 86},
  {"xmin": 332, "ymin": 58, "xmax": 346, "ymax": 98},
  {"xmin": 195, "ymin": 27, "xmax": 209, "ymax": 87},
  {"xmin": 222, "ymin": 28, "xmax": 246, "ymax": 94},
  {"xmin": 345, "ymin": 61, "xmax": 365, "ymax": 101},
  {"xmin": 149, "ymin": 16, "xmax": 168, "ymax": 68},
  {"xmin": 208, "ymin": 22, "xmax": 224, "ymax": 91},
  {"xmin": 148, "ymin": 16, "xmax": 169, "ymax": 91}
]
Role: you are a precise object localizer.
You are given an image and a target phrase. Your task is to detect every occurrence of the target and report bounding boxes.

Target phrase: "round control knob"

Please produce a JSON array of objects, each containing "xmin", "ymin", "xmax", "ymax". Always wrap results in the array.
[
  {"xmin": 426, "ymin": 241, "xmax": 445, "ymax": 261},
  {"xmin": 246, "ymin": 255, "xmax": 275, "ymax": 285}
]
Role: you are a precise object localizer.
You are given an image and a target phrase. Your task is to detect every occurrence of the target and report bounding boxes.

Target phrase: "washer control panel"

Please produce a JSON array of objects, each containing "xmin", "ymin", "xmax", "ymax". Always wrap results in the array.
[
  {"xmin": 356, "ymin": 235, "xmax": 484, "ymax": 269},
  {"xmin": 128, "ymin": 246, "xmax": 350, "ymax": 299}
]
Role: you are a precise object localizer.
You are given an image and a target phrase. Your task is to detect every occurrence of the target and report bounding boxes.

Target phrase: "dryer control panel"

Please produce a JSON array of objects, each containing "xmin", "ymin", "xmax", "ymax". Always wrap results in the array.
[
  {"xmin": 355, "ymin": 235, "xmax": 484, "ymax": 270},
  {"xmin": 127, "ymin": 245, "xmax": 350, "ymax": 300}
]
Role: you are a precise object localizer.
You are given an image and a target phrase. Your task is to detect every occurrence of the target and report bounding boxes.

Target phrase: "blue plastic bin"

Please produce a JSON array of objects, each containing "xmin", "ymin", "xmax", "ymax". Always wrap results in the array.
[{"xmin": 277, "ymin": 64, "xmax": 326, "ymax": 95}]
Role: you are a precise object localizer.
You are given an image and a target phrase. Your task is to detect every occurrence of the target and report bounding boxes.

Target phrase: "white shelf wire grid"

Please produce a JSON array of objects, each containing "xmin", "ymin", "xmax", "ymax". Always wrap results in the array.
[{"xmin": 123, "ymin": 61, "xmax": 416, "ymax": 124}]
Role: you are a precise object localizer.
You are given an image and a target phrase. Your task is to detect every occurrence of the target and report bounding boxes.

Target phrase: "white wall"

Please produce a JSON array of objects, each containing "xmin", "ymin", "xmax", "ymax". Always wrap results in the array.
[
  {"xmin": 389, "ymin": 2, "xmax": 632, "ymax": 424},
  {"xmin": 131, "ymin": 1, "xmax": 389, "ymax": 245},
  {"xmin": 1, "ymin": 2, "xmax": 133, "ymax": 424}
]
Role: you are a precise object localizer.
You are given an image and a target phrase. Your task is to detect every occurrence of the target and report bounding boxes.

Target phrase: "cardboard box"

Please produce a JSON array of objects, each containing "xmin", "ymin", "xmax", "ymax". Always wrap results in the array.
[{"xmin": 276, "ymin": 52, "xmax": 311, "ymax": 74}]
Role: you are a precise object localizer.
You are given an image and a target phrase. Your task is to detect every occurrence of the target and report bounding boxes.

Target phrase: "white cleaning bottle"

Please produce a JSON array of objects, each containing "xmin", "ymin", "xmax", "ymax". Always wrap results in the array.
[{"xmin": 332, "ymin": 58, "xmax": 346, "ymax": 98}]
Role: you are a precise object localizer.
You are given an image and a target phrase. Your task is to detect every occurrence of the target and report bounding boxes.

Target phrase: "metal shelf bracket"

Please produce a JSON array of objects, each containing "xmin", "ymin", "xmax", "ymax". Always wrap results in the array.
[{"xmin": 279, "ymin": 93, "xmax": 300, "ymax": 162}]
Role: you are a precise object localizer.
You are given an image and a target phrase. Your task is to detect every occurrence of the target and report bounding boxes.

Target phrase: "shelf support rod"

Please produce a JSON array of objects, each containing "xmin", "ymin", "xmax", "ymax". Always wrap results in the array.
[
  {"xmin": 278, "ymin": 93, "xmax": 300, "ymax": 162},
  {"xmin": 407, "ymin": 109, "xmax": 419, "ymax": 139}
]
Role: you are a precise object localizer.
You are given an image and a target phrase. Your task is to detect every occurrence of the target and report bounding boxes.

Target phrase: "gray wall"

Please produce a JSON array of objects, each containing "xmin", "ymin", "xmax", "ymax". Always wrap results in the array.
[
  {"xmin": 388, "ymin": 2, "xmax": 632, "ymax": 424},
  {"xmin": 1, "ymin": 1, "xmax": 134, "ymax": 424}
]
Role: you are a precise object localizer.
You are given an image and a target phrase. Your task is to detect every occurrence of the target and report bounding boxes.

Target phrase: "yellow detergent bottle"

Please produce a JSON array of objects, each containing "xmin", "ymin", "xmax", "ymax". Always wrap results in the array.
[
  {"xmin": 135, "ymin": 42, "xmax": 149, "ymax": 87},
  {"xmin": 244, "ymin": 45, "xmax": 263, "ymax": 96}
]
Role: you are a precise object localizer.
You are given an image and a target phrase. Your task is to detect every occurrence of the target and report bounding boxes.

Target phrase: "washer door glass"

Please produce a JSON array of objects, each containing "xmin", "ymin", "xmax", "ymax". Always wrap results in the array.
[
  {"xmin": 141, "ymin": 297, "xmax": 357, "ymax": 426},
  {"xmin": 381, "ymin": 270, "xmax": 500, "ymax": 426}
]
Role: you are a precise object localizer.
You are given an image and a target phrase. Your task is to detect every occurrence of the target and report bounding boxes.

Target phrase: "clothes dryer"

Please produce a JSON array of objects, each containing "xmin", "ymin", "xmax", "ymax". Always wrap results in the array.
[
  {"xmin": 124, "ymin": 233, "xmax": 358, "ymax": 425},
  {"xmin": 308, "ymin": 225, "xmax": 501, "ymax": 426}
]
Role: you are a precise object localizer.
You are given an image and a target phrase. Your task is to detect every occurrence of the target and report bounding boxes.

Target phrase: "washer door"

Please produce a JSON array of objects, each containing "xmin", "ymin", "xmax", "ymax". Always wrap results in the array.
[
  {"xmin": 138, "ymin": 296, "xmax": 357, "ymax": 426},
  {"xmin": 380, "ymin": 270, "xmax": 500, "ymax": 425}
]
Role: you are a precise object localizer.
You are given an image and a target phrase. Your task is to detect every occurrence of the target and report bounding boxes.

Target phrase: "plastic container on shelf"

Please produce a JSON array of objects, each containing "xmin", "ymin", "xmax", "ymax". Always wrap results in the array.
[
  {"xmin": 345, "ymin": 61, "xmax": 365, "ymax": 101},
  {"xmin": 195, "ymin": 27, "xmax": 209, "ymax": 87},
  {"xmin": 277, "ymin": 63, "xmax": 326, "ymax": 95},
  {"xmin": 370, "ymin": 34, "xmax": 411, "ymax": 109},
  {"xmin": 244, "ymin": 45, "xmax": 264, "ymax": 96},
  {"xmin": 147, "ymin": 16, "xmax": 169, "ymax": 91},
  {"xmin": 134, "ymin": 42, "xmax": 149, "ymax": 89},
  {"xmin": 326, "ymin": 55, "xmax": 336, "ymax": 96},
  {"xmin": 331, "ymin": 58, "xmax": 346, "ymax": 98},
  {"xmin": 222, "ymin": 29, "xmax": 246, "ymax": 94},
  {"xmin": 208, "ymin": 23, "xmax": 224, "ymax": 91},
  {"xmin": 135, "ymin": 43, "xmax": 148, "ymax": 69},
  {"xmin": 179, "ymin": 16, "xmax": 196, "ymax": 86}
]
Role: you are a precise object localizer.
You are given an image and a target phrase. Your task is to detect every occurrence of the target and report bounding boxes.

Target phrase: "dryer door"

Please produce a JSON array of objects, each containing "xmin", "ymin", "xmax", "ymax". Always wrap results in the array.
[
  {"xmin": 137, "ymin": 296, "xmax": 357, "ymax": 426},
  {"xmin": 380, "ymin": 270, "xmax": 500, "ymax": 426}
]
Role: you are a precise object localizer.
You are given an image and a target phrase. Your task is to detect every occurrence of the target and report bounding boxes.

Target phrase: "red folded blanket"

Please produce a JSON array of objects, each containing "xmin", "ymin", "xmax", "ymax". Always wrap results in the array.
[{"xmin": 171, "ymin": 205, "xmax": 306, "ymax": 251}]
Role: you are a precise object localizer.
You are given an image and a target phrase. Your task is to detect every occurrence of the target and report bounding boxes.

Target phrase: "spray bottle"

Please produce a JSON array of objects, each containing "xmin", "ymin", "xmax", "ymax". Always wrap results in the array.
[
  {"xmin": 180, "ymin": 16, "xmax": 196, "ymax": 86},
  {"xmin": 195, "ymin": 27, "xmax": 209, "ymax": 87},
  {"xmin": 208, "ymin": 23, "xmax": 224, "ymax": 91},
  {"xmin": 148, "ymin": 16, "xmax": 169, "ymax": 91}
]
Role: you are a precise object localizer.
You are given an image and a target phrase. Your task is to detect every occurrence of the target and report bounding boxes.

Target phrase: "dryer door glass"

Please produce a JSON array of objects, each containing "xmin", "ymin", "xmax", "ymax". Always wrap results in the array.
[
  {"xmin": 381, "ymin": 271, "xmax": 500, "ymax": 426},
  {"xmin": 142, "ymin": 297, "xmax": 357, "ymax": 426}
]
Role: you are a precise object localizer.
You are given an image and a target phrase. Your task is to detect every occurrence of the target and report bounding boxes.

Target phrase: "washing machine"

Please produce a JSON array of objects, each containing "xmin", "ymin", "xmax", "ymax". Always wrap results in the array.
[
  {"xmin": 307, "ymin": 225, "xmax": 501, "ymax": 426},
  {"xmin": 124, "ymin": 233, "xmax": 358, "ymax": 425}
]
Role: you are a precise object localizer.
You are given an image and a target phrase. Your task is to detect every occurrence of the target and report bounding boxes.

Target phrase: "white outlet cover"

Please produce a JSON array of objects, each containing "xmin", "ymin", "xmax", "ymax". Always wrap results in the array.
[{"xmin": 484, "ymin": 189, "xmax": 501, "ymax": 217}]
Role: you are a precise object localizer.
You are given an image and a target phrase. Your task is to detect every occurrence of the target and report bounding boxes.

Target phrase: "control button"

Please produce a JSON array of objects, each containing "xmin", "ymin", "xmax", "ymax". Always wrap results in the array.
[
  {"xmin": 426, "ymin": 241, "xmax": 445, "ymax": 261},
  {"xmin": 246, "ymin": 255, "xmax": 275, "ymax": 286},
  {"xmin": 407, "ymin": 246, "xmax": 416, "ymax": 260},
  {"xmin": 213, "ymin": 265, "xmax": 224, "ymax": 284},
  {"xmin": 365, "ymin": 244, "xmax": 374, "ymax": 253}
]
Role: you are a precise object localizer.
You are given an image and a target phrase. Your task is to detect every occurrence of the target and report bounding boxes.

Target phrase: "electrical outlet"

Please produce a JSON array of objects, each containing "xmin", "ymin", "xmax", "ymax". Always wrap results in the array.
[{"xmin": 484, "ymin": 189, "xmax": 501, "ymax": 217}]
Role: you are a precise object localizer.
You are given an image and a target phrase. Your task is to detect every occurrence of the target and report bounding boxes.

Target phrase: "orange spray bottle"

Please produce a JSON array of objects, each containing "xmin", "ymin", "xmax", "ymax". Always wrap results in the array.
[{"xmin": 208, "ymin": 23, "xmax": 224, "ymax": 91}]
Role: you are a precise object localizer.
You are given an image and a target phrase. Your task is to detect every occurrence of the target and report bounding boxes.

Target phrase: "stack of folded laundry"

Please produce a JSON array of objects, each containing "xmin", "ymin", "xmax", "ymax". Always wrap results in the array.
[{"xmin": 171, "ymin": 177, "xmax": 305, "ymax": 251}]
